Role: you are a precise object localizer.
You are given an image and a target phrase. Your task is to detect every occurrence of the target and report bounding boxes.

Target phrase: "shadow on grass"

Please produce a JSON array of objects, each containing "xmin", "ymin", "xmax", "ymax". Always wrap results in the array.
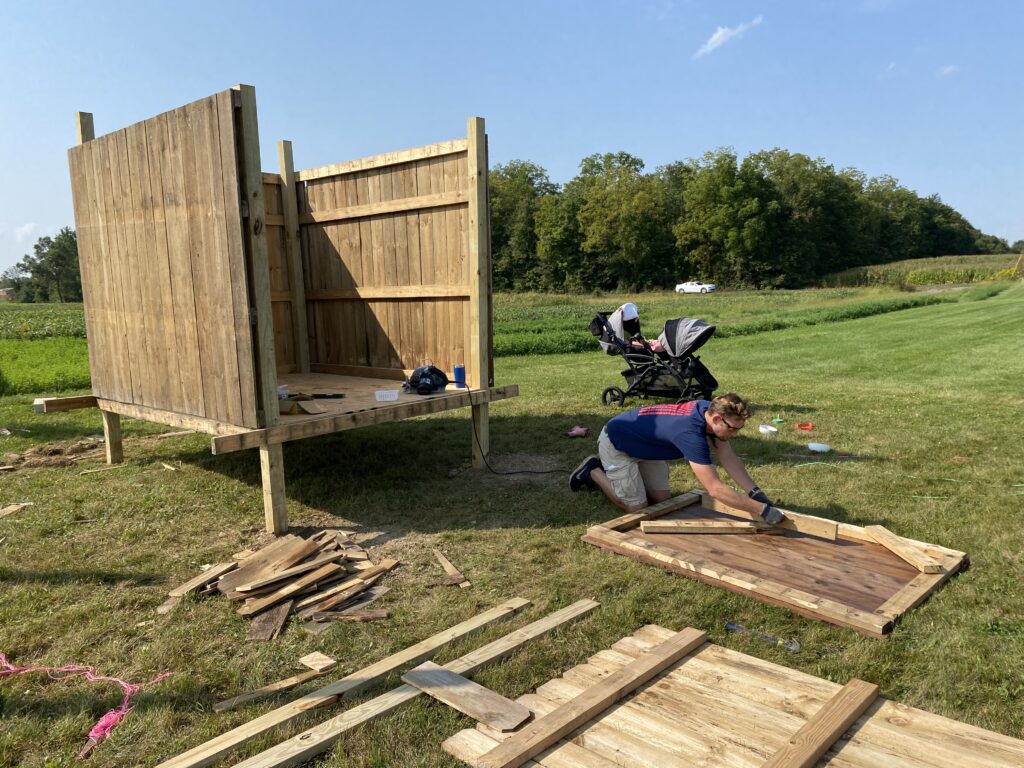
[{"xmin": 0, "ymin": 566, "xmax": 161, "ymax": 587}]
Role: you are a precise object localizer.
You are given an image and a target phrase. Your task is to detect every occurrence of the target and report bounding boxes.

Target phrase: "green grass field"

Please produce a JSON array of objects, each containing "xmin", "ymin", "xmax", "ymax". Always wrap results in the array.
[{"xmin": 0, "ymin": 283, "xmax": 1022, "ymax": 766}]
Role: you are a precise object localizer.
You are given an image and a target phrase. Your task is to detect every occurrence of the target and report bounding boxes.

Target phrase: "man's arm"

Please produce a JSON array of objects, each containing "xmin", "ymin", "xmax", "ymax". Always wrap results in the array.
[
  {"xmin": 689, "ymin": 460, "xmax": 765, "ymax": 517},
  {"xmin": 711, "ymin": 439, "xmax": 757, "ymax": 494}
]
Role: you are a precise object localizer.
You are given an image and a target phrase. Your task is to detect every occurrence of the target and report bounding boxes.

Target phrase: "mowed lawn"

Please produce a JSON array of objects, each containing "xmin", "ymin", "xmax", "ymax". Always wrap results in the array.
[{"xmin": 0, "ymin": 284, "xmax": 1021, "ymax": 766}]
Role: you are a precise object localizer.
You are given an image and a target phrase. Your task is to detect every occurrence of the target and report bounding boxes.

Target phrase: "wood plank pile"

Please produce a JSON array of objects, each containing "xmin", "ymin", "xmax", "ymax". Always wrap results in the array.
[{"xmin": 163, "ymin": 530, "xmax": 396, "ymax": 639}]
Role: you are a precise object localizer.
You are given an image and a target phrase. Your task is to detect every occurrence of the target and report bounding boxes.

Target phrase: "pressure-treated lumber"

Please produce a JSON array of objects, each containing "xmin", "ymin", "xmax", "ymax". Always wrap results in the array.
[
  {"xmin": 760, "ymin": 678, "xmax": 879, "ymax": 768},
  {"xmin": 234, "ymin": 551, "xmax": 348, "ymax": 592},
  {"xmin": 601, "ymin": 491, "xmax": 703, "ymax": 532},
  {"xmin": 211, "ymin": 385, "xmax": 519, "ymax": 454},
  {"xmin": 32, "ymin": 395, "xmax": 98, "ymax": 413},
  {"xmin": 213, "ymin": 667, "xmax": 333, "ymax": 713},
  {"xmin": 237, "ymin": 563, "xmax": 344, "ymax": 617},
  {"xmin": 474, "ymin": 628, "xmax": 707, "ymax": 768},
  {"xmin": 294, "ymin": 138, "xmax": 468, "ymax": 182},
  {"xmin": 155, "ymin": 597, "xmax": 533, "ymax": 768},
  {"xmin": 402, "ymin": 661, "xmax": 532, "ymax": 732},
  {"xmin": 433, "ymin": 548, "xmax": 471, "ymax": 588},
  {"xmin": 640, "ymin": 519, "xmax": 773, "ymax": 534},
  {"xmin": 863, "ymin": 525, "xmax": 943, "ymax": 573},
  {"xmin": 228, "ymin": 599, "xmax": 600, "ymax": 768},
  {"xmin": 699, "ymin": 492, "xmax": 837, "ymax": 540},
  {"xmin": 168, "ymin": 562, "xmax": 238, "ymax": 598},
  {"xmin": 275, "ymin": 139, "xmax": 309, "ymax": 373}
]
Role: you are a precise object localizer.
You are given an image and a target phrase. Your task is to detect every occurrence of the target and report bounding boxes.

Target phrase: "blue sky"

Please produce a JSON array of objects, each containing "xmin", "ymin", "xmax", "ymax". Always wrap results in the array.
[{"xmin": 1, "ymin": 1, "xmax": 1021, "ymax": 274}]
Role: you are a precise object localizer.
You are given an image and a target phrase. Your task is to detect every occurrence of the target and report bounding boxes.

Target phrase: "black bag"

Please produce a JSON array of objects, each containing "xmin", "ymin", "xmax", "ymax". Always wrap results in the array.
[{"xmin": 403, "ymin": 365, "xmax": 449, "ymax": 395}]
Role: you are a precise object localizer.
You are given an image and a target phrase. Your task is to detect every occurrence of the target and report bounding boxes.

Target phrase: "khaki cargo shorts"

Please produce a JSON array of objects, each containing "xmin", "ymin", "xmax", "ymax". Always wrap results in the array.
[{"xmin": 598, "ymin": 427, "xmax": 670, "ymax": 508}]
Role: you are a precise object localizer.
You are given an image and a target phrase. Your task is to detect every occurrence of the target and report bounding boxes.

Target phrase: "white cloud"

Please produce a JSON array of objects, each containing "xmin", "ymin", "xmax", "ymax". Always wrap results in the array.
[
  {"xmin": 693, "ymin": 15, "xmax": 763, "ymax": 59},
  {"xmin": 13, "ymin": 223, "xmax": 37, "ymax": 242},
  {"xmin": 937, "ymin": 64, "xmax": 960, "ymax": 77}
]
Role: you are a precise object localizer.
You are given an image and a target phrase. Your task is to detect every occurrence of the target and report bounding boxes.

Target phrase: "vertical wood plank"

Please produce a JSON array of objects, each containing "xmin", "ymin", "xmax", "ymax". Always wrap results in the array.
[
  {"xmin": 102, "ymin": 410, "xmax": 123, "ymax": 464},
  {"xmin": 142, "ymin": 113, "xmax": 187, "ymax": 413},
  {"xmin": 75, "ymin": 112, "xmax": 94, "ymax": 145},
  {"xmin": 208, "ymin": 91, "xmax": 250, "ymax": 426},
  {"xmin": 125, "ymin": 119, "xmax": 171, "ymax": 409},
  {"xmin": 415, "ymin": 158, "xmax": 436, "ymax": 368},
  {"xmin": 401, "ymin": 163, "xmax": 424, "ymax": 368},
  {"xmin": 429, "ymin": 156, "xmax": 449, "ymax": 372},
  {"xmin": 159, "ymin": 107, "xmax": 206, "ymax": 416},
  {"xmin": 234, "ymin": 84, "xmax": 279, "ymax": 429},
  {"xmin": 341, "ymin": 173, "xmax": 369, "ymax": 365},
  {"xmin": 260, "ymin": 443, "xmax": 288, "ymax": 535},
  {"xmin": 466, "ymin": 118, "xmax": 490, "ymax": 390},
  {"xmin": 277, "ymin": 140, "xmax": 310, "ymax": 373}
]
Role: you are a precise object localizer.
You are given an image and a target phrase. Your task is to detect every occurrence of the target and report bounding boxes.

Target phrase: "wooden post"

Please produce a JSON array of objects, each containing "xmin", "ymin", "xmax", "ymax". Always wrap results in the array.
[
  {"xmin": 101, "ymin": 411, "xmax": 123, "ymax": 464},
  {"xmin": 466, "ymin": 117, "xmax": 491, "ymax": 469},
  {"xmin": 277, "ymin": 139, "xmax": 310, "ymax": 373},
  {"xmin": 260, "ymin": 443, "xmax": 287, "ymax": 534},
  {"xmin": 75, "ymin": 112, "xmax": 95, "ymax": 144},
  {"xmin": 235, "ymin": 84, "xmax": 286, "ymax": 533}
]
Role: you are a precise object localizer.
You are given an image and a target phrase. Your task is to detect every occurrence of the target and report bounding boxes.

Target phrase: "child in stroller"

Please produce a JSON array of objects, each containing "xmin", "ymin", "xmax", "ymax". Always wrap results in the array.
[{"xmin": 588, "ymin": 302, "xmax": 718, "ymax": 406}]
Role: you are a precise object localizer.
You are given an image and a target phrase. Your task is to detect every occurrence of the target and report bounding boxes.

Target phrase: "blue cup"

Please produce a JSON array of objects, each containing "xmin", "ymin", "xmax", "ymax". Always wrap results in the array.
[{"xmin": 453, "ymin": 363, "xmax": 466, "ymax": 388}]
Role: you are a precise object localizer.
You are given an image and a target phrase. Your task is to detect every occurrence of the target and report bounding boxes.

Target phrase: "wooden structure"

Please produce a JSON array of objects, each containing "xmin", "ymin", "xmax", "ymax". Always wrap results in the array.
[
  {"xmin": 444, "ymin": 624, "xmax": 1024, "ymax": 768},
  {"xmin": 55, "ymin": 85, "xmax": 516, "ymax": 532},
  {"xmin": 582, "ymin": 491, "xmax": 969, "ymax": 637}
]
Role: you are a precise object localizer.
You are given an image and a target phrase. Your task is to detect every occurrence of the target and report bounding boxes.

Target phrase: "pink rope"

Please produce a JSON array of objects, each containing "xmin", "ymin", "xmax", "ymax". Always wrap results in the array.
[{"xmin": 0, "ymin": 652, "xmax": 171, "ymax": 760}]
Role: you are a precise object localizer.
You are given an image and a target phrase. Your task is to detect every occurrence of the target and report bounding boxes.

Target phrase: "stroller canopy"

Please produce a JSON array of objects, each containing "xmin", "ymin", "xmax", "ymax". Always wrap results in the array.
[
  {"xmin": 659, "ymin": 317, "xmax": 716, "ymax": 358},
  {"xmin": 597, "ymin": 303, "xmax": 641, "ymax": 354}
]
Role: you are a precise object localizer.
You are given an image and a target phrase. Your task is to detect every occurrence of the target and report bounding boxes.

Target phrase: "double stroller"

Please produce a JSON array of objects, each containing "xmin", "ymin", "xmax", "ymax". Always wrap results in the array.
[{"xmin": 588, "ymin": 303, "xmax": 718, "ymax": 406}]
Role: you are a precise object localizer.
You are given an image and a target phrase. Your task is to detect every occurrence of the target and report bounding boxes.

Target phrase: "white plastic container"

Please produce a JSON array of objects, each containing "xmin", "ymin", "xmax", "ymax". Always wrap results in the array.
[
  {"xmin": 758, "ymin": 424, "xmax": 778, "ymax": 435},
  {"xmin": 375, "ymin": 390, "xmax": 400, "ymax": 402},
  {"xmin": 808, "ymin": 442, "xmax": 831, "ymax": 453}
]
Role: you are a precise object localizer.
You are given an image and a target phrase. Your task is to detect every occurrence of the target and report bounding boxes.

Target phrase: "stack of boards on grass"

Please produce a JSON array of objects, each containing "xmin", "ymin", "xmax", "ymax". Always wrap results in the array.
[
  {"xmin": 582, "ymin": 490, "xmax": 969, "ymax": 637},
  {"xmin": 164, "ymin": 530, "xmax": 395, "ymax": 639},
  {"xmin": 443, "ymin": 624, "xmax": 1024, "ymax": 768}
]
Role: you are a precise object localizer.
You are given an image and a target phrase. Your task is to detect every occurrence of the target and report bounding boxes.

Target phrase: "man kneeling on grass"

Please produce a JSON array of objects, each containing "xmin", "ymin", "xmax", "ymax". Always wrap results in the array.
[{"xmin": 570, "ymin": 392, "xmax": 784, "ymax": 524}]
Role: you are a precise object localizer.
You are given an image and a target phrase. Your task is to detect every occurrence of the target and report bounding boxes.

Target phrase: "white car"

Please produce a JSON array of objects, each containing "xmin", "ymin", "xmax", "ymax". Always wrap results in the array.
[{"xmin": 675, "ymin": 281, "xmax": 717, "ymax": 294}]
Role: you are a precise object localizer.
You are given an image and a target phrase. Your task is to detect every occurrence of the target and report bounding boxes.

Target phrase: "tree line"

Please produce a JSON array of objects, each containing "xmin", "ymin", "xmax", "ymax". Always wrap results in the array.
[
  {"xmin": 3, "ymin": 149, "xmax": 1016, "ymax": 302},
  {"xmin": 490, "ymin": 148, "xmax": 1014, "ymax": 292}
]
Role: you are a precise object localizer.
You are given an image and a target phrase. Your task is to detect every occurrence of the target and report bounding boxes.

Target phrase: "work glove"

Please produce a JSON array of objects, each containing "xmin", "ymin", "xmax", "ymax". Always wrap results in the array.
[
  {"xmin": 748, "ymin": 486, "xmax": 772, "ymax": 505},
  {"xmin": 761, "ymin": 504, "xmax": 785, "ymax": 526}
]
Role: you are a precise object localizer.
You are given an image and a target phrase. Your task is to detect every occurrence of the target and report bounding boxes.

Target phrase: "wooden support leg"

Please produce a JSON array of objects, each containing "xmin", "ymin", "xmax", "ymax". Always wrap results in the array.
[
  {"xmin": 471, "ymin": 403, "xmax": 489, "ymax": 469},
  {"xmin": 101, "ymin": 410, "xmax": 123, "ymax": 464},
  {"xmin": 260, "ymin": 443, "xmax": 288, "ymax": 534}
]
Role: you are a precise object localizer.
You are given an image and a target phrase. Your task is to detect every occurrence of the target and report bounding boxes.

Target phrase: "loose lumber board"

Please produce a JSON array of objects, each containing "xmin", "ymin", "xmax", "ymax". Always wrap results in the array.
[
  {"xmin": 640, "ymin": 519, "xmax": 775, "ymax": 534},
  {"xmin": 445, "ymin": 624, "xmax": 1024, "ymax": 768},
  {"xmin": 582, "ymin": 489, "xmax": 968, "ymax": 637},
  {"xmin": 246, "ymin": 601, "xmax": 293, "ymax": 642},
  {"xmin": 213, "ymin": 666, "xmax": 329, "ymax": 713},
  {"xmin": 475, "ymin": 628, "xmax": 707, "ymax": 768},
  {"xmin": 863, "ymin": 525, "xmax": 943, "ymax": 573},
  {"xmin": 168, "ymin": 562, "xmax": 238, "ymax": 597},
  {"xmin": 434, "ymin": 548, "xmax": 471, "ymax": 588},
  {"xmin": 155, "ymin": 597, "xmax": 534, "ymax": 768},
  {"xmin": 226, "ymin": 599, "xmax": 600, "ymax": 768},
  {"xmin": 402, "ymin": 661, "xmax": 531, "ymax": 732}
]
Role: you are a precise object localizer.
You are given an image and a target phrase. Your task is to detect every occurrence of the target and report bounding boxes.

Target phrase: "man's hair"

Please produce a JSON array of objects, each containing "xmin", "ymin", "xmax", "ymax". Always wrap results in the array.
[{"xmin": 708, "ymin": 392, "xmax": 749, "ymax": 422}]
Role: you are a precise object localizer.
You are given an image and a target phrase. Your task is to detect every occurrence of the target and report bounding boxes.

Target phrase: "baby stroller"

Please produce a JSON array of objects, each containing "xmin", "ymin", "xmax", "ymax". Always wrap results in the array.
[{"xmin": 588, "ymin": 303, "xmax": 719, "ymax": 406}]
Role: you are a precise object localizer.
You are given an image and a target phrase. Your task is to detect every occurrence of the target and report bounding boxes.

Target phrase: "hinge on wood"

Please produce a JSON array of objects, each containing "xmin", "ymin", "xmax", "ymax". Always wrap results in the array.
[{"xmin": 241, "ymin": 199, "xmax": 249, "ymax": 218}]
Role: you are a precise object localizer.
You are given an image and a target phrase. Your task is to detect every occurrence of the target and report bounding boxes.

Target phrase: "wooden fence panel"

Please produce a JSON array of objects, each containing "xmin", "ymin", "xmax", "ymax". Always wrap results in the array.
[
  {"xmin": 291, "ymin": 125, "xmax": 489, "ymax": 383},
  {"xmin": 68, "ymin": 89, "xmax": 261, "ymax": 427}
]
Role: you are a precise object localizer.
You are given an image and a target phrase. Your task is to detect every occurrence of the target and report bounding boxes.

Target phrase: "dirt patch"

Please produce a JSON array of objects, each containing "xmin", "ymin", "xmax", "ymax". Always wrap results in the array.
[{"xmin": 3, "ymin": 438, "xmax": 102, "ymax": 469}]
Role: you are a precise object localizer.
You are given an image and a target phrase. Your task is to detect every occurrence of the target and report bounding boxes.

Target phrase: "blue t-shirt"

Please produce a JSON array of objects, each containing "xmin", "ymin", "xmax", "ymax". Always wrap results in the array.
[{"xmin": 605, "ymin": 400, "xmax": 714, "ymax": 465}]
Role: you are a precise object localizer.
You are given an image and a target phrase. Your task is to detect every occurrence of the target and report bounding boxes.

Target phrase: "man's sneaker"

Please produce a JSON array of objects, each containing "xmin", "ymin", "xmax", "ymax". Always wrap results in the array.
[{"xmin": 570, "ymin": 455, "xmax": 602, "ymax": 492}]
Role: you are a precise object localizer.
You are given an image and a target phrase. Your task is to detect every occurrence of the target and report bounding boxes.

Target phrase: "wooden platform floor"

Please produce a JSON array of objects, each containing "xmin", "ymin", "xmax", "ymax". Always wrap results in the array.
[
  {"xmin": 444, "ymin": 624, "xmax": 1024, "ymax": 768},
  {"xmin": 210, "ymin": 373, "xmax": 518, "ymax": 454},
  {"xmin": 583, "ymin": 495, "xmax": 968, "ymax": 637},
  {"xmin": 277, "ymin": 372, "xmax": 468, "ymax": 423}
]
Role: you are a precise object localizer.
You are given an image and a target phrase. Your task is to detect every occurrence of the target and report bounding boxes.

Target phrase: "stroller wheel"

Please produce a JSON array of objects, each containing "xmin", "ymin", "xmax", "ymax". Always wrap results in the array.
[{"xmin": 601, "ymin": 387, "xmax": 626, "ymax": 407}]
